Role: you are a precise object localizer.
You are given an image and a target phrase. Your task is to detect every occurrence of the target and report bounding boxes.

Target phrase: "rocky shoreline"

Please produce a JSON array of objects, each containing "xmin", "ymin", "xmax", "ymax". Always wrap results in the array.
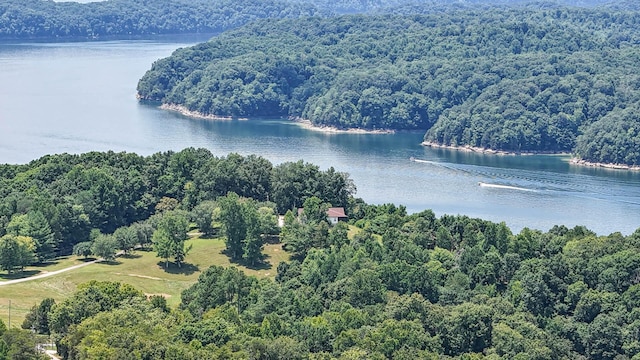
[
  {"xmin": 422, "ymin": 141, "xmax": 640, "ymax": 171},
  {"xmin": 160, "ymin": 104, "xmax": 246, "ymax": 121},
  {"xmin": 290, "ymin": 117, "xmax": 395, "ymax": 134},
  {"xmin": 158, "ymin": 105, "xmax": 394, "ymax": 134},
  {"xmin": 569, "ymin": 158, "xmax": 640, "ymax": 171},
  {"xmin": 421, "ymin": 141, "xmax": 566, "ymax": 156}
]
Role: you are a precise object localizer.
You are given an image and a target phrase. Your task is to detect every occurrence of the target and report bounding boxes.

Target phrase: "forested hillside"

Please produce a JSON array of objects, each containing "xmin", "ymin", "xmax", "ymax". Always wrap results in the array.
[
  {"xmin": 3, "ymin": 151, "xmax": 640, "ymax": 359},
  {"xmin": 0, "ymin": 0, "xmax": 624, "ymax": 40},
  {"xmin": 0, "ymin": 149, "xmax": 352, "ymax": 261},
  {"xmin": 0, "ymin": 0, "xmax": 318, "ymax": 39},
  {"xmin": 138, "ymin": 8, "xmax": 640, "ymax": 165}
]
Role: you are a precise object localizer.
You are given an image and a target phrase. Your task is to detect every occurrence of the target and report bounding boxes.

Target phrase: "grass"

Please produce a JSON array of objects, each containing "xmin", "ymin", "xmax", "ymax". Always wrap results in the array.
[
  {"xmin": 0, "ymin": 237, "xmax": 289, "ymax": 327},
  {"xmin": 347, "ymin": 224, "xmax": 361, "ymax": 239},
  {"xmin": 348, "ymin": 224, "xmax": 383, "ymax": 244}
]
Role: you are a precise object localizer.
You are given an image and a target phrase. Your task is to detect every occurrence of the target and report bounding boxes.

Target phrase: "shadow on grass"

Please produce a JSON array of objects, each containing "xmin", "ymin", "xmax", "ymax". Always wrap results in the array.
[
  {"xmin": 197, "ymin": 234, "xmax": 223, "ymax": 240},
  {"xmin": 119, "ymin": 253, "xmax": 142, "ymax": 259},
  {"xmin": 31, "ymin": 260, "xmax": 60, "ymax": 268},
  {"xmin": 78, "ymin": 257, "xmax": 98, "ymax": 262},
  {"xmin": 221, "ymin": 249, "xmax": 273, "ymax": 271},
  {"xmin": 99, "ymin": 260, "xmax": 122, "ymax": 266},
  {"xmin": 0, "ymin": 270, "xmax": 40, "ymax": 280},
  {"xmin": 156, "ymin": 261, "xmax": 199, "ymax": 275}
]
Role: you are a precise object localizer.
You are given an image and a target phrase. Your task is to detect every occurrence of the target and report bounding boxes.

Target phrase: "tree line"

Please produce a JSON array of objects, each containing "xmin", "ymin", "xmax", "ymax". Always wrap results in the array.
[
  {"xmin": 12, "ymin": 192, "xmax": 640, "ymax": 359},
  {"xmin": 138, "ymin": 7, "xmax": 640, "ymax": 165}
]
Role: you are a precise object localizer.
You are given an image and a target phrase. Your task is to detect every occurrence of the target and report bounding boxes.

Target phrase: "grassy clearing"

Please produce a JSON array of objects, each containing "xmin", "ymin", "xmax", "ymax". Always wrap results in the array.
[
  {"xmin": 347, "ymin": 224, "xmax": 360, "ymax": 239},
  {"xmin": 348, "ymin": 224, "xmax": 383, "ymax": 244},
  {"xmin": 0, "ymin": 237, "xmax": 289, "ymax": 327}
]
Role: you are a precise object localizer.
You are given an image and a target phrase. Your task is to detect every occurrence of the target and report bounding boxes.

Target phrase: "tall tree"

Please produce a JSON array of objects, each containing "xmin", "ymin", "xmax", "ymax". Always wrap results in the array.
[
  {"xmin": 113, "ymin": 226, "xmax": 137, "ymax": 254},
  {"xmin": 243, "ymin": 202, "xmax": 264, "ymax": 267},
  {"xmin": 219, "ymin": 193, "xmax": 246, "ymax": 260},
  {"xmin": 131, "ymin": 221, "xmax": 154, "ymax": 249},
  {"xmin": 91, "ymin": 234, "xmax": 118, "ymax": 262},
  {"xmin": 24, "ymin": 210, "xmax": 57, "ymax": 262},
  {"xmin": 301, "ymin": 196, "xmax": 329, "ymax": 224},
  {"xmin": 191, "ymin": 200, "xmax": 218, "ymax": 237},
  {"xmin": 257, "ymin": 206, "xmax": 279, "ymax": 238},
  {"xmin": 0, "ymin": 235, "xmax": 35, "ymax": 274},
  {"xmin": 152, "ymin": 211, "xmax": 190, "ymax": 268}
]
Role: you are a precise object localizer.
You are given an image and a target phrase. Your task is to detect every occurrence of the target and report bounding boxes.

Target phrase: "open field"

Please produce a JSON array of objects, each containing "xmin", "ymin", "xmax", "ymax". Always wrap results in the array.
[{"xmin": 0, "ymin": 237, "xmax": 289, "ymax": 327}]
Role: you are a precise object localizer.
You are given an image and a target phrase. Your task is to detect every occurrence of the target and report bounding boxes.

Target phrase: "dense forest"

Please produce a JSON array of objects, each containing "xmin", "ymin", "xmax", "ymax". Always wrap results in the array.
[
  {"xmin": 137, "ymin": 7, "xmax": 640, "ymax": 165},
  {"xmin": 2, "ymin": 150, "xmax": 640, "ymax": 359},
  {"xmin": 0, "ymin": 0, "xmax": 319, "ymax": 39},
  {"xmin": 0, "ymin": 0, "xmax": 631, "ymax": 40}
]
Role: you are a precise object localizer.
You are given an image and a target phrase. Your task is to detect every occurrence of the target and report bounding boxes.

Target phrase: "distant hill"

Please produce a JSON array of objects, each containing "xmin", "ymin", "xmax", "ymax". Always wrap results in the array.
[
  {"xmin": 0, "ymin": 0, "xmax": 319, "ymax": 39},
  {"xmin": 0, "ymin": 0, "xmax": 628, "ymax": 40}
]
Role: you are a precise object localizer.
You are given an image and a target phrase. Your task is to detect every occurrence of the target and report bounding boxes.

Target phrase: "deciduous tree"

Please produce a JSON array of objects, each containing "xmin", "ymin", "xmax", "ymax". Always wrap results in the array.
[
  {"xmin": 91, "ymin": 234, "xmax": 118, "ymax": 262},
  {"xmin": 0, "ymin": 234, "xmax": 35, "ymax": 274},
  {"xmin": 153, "ymin": 211, "xmax": 190, "ymax": 268}
]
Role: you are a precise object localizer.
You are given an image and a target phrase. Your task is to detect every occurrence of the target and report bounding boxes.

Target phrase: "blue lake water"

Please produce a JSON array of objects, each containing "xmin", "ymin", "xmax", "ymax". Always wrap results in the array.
[{"xmin": 0, "ymin": 38, "xmax": 639, "ymax": 235}]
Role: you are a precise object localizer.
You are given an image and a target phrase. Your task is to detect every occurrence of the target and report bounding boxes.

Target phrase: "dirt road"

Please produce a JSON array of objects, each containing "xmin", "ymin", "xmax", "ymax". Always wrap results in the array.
[{"xmin": 0, "ymin": 258, "xmax": 100, "ymax": 286}]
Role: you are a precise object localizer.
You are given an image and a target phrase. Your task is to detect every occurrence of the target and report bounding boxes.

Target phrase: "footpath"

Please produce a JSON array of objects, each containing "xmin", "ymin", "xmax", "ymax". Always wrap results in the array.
[{"xmin": 0, "ymin": 258, "xmax": 100, "ymax": 286}]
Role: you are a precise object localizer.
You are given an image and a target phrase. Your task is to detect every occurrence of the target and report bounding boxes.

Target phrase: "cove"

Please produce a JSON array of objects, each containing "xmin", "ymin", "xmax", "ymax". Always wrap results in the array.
[{"xmin": 0, "ymin": 38, "xmax": 638, "ymax": 235}]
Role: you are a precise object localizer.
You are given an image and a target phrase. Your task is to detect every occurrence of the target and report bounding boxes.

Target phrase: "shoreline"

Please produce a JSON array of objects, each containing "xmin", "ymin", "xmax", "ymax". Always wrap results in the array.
[
  {"xmin": 422, "ymin": 141, "xmax": 640, "ymax": 171},
  {"xmin": 156, "ymin": 103, "xmax": 640, "ymax": 171},
  {"xmin": 569, "ymin": 158, "xmax": 640, "ymax": 171},
  {"xmin": 289, "ymin": 117, "xmax": 395, "ymax": 134},
  {"xmin": 160, "ymin": 103, "xmax": 247, "ymax": 121},
  {"xmin": 156, "ymin": 103, "xmax": 396, "ymax": 134},
  {"xmin": 421, "ymin": 141, "xmax": 568, "ymax": 156}
]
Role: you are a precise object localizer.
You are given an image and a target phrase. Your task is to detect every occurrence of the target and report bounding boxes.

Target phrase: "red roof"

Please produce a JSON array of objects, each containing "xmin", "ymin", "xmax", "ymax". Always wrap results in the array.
[
  {"xmin": 297, "ymin": 207, "xmax": 347, "ymax": 218},
  {"xmin": 327, "ymin": 207, "xmax": 347, "ymax": 218}
]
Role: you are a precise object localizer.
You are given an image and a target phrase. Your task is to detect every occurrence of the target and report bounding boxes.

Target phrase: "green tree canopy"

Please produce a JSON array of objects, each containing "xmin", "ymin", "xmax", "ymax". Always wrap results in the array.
[{"xmin": 152, "ymin": 210, "xmax": 191, "ymax": 268}]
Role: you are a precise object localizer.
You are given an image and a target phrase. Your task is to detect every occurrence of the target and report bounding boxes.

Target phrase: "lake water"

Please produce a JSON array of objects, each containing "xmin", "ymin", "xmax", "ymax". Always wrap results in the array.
[{"xmin": 0, "ymin": 38, "xmax": 639, "ymax": 236}]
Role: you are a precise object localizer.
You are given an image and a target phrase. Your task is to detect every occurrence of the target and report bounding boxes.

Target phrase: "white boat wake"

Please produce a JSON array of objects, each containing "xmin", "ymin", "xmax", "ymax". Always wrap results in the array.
[
  {"xmin": 410, "ymin": 157, "xmax": 436, "ymax": 164},
  {"xmin": 478, "ymin": 182, "xmax": 535, "ymax": 192}
]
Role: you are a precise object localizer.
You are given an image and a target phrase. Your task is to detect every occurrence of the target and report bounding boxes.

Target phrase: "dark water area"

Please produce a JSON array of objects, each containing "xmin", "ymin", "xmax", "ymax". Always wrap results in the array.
[{"xmin": 0, "ymin": 39, "xmax": 638, "ymax": 235}]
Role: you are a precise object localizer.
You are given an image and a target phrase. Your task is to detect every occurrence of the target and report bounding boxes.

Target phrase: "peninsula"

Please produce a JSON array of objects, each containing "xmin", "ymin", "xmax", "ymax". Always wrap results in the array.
[{"xmin": 138, "ymin": 6, "xmax": 640, "ymax": 167}]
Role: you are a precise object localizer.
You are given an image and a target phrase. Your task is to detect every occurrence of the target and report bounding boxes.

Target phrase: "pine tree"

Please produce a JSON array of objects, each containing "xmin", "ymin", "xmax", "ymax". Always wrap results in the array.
[{"xmin": 25, "ymin": 210, "xmax": 57, "ymax": 262}]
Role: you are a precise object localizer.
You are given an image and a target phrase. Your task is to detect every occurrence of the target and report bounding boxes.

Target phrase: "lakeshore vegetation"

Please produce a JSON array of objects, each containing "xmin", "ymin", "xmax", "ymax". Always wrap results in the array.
[
  {"xmin": 1, "ymin": 150, "xmax": 640, "ymax": 359},
  {"xmin": 138, "ymin": 7, "xmax": 640, "ymax": 166}
]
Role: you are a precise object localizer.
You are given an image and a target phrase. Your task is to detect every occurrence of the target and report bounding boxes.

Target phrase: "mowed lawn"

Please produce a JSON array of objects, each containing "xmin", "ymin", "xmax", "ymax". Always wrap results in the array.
[{"xmin": 0, "ymin": 237, "xmax": 289, "ymax": 327}]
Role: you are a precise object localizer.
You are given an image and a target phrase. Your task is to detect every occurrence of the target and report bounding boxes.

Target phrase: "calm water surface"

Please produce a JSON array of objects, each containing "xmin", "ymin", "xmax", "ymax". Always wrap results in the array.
[{"xmin": 0, "ymin": 39, "xmax": 639, "ymax": 235}]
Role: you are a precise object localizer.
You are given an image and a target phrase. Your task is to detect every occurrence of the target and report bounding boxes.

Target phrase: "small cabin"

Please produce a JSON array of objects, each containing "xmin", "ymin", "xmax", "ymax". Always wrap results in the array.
[
  {"xmin": 326, "ymin": 207, "xmax": 348, "ymax": 225},
  {"xmin": 296, "ymin": 207, "xmax": 348, "ymax": 225}
]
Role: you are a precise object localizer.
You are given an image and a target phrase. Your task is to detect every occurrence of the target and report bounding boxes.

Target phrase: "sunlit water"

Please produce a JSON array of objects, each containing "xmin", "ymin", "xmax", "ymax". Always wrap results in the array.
[{"xmin": 0, "ymin": 38, "xmax": 639, "ymax": 235}]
